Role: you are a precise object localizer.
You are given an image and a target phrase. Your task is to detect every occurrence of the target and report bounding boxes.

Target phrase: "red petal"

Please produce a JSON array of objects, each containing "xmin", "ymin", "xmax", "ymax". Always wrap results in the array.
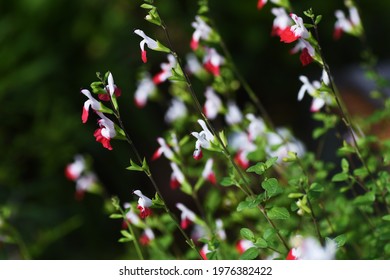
[
  {"xmin": 141, "ymin": 50, "xmax": 147, "ymax": 63},
  {"xmin": 299, "ymin": 48, "xmax": 313, "ymax": 66},
  {"xmin": 204, "ymin": 61, "xmax": 220, "ymax": 76},
  {"xmin": 190, "ymin": 38, "xmax": 199, "ymax": 50},
  {"xmin": 286, "ymin": 249, "xmax": 298, "ymax": 260},
  {"xmin": 82, "ymin": 107, "xmax": 89, "ymax": 123},
  {"xmin": 170, "ymin": 178, "xmax": 181, "ymax": 190},
  {"xmin": 257, "ymin": 0, "xmax": 266, "ymax": 10},
  {"xmin": 207, "ymin": 173, "xmax": 217, "ymax": 185},
  {"xmin": 280, "ymin": 28, "xmax": 299, "ymax": 43}
]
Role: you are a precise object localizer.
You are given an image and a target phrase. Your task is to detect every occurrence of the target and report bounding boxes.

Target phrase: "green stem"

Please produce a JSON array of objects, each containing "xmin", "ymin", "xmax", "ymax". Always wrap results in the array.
[{"xmin": 120, "ymin": 208, "xmax": 144, "ymax": 260}]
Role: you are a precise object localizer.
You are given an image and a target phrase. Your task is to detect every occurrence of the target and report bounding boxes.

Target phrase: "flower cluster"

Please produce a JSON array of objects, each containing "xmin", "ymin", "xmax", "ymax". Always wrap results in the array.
[{"xmin": 65, "ymin": 154, "xmax": 99, "ymax": 200}]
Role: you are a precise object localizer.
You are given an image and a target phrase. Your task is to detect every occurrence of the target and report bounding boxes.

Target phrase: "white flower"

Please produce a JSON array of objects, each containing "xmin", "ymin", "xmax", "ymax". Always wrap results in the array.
[
  {"xmin": 185, "ymin": 53, "xmax": 202, "ymax": 75},
  {"xmin": 153, "ymin": 54, "xmax": 176, "ymax": 84},
  {"xmin": 266, "ymin": 128, "xmax": 305, "ymax": 162},
  {"xmin": 81, "ymin": 89, "xmax": 101, "ymax": 123},
  {"xmin": 246, "ymin": 113, "xmax": 266, "ymax": 140},
  {"xmin": 94, "ymin": 112, "xmax": 117, "ymax": 150},
  {"xmin": 191, "ymin": 16, "xmax": 212, "ymax": 50},
  {"xmin": 165, "ymin": 98, "xmax": 187, "ymax": 123},
  {"xmin": 334, "ymin": 7, "xmax": 361, "ymax": 39},
  {"xmin": 75, "ymin": 172, "xmax": 97, "ymax": 200},
  {"xmin": 287, "ymin": 236, "xmax": 337, "ymax": 260},
  {"xmin": 170, "ymin": 162, "xmax": 185, "ymax": 189},
  {"xmin": 236, "ymin": 239, "xmax": 255, "ymax": 254},
  {"xmin": 133, "ymin": 190, "xmax": 153, "ymax": 219},
  {"xmin": 215, "ymin": 219, "xmax": 226, "ymax": 240},
  {"xmin": 297, "ymin": 71, "xmax": 332, "ymax": 112},
  {"xmin": 176, "ymin": 203, "xmax": 197, "ymax": 229},
  {"xmin": 271, "ymin": 8, "xmax": 292, "ymax": 36},
  {"xmin": 123, "ymin": 203, "xmax": 141, "ymax": 225},
  {"xmin": 203, "ymin": 87, "xmax": 222, "ymax": 120},
  {"xmin": 65, "ymin": 154, "xmax": 86, "ymax": 181},
  {"xmin": 203, "ymin": 48, "xmax": 224, "ymax": 76},
  {"xmin": 191, "ymin": 120, "xmax": 214, "ymax": 160},
  {"xmin": 225, "ymin": 101, "xmax": 243, "ymax": 125},
  {"xmin": 134, "ymin": 29, "xmax": 159, "ymax": 63},
  {"xmin": 134, "ymin": 75, "xmax": 156, "ymax": 108},
  {"xmin": 152, "ymin": 137, "xmax": 175, "ymax": 161},
  {"xmin": 202, "ymin": 158, "xmax": 216, "ymax": 184}
]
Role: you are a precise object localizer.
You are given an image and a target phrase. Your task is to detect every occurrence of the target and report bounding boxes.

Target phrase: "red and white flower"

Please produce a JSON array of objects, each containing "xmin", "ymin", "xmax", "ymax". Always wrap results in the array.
[
  {"xmin": 215, "ymin": 219, "xmax": 226, "ymax": 241},
  {"xmin": 289, "ymin": 38, "xmax": 315, "ymax": 66},
  {"xmin": 203, "ymin": 87, "xmax": 222, "ymax": 120},
  {"xmin": 280, "ymin": 13, "xmax": 309, "ymax": 43},
  {"xmin": 236, "ymin": 239, "xmax": 255, "ymax": 255},
  {"xmin": 190, "ymin": 16, "xmax": 212, "ymax": 50},
  {"xmin": 65, "ymin": 154, "xmax": 86, "ymax": 181},
  {"xmin": 271, "ymin": 7, "xmax": 292, "ymax": 36},
  {"xmin": 81, "ymin": 89, "xmax": 102, "ymax": 123},
  {"xmin": 98, "ymin": 72, "xmax": 122, "ymax": 101},
  {"xmin": 153, "ymin": 54, "xmax": 176, "ymax": 84},
  {"xmin": 229, "ymin": 131, "xmax": 256, "ymax": 169},
  {"xmin": 200, "ymin": 244, "xmax": 211, "ymax": 260},
  {"xmin": 287, "ymin": 236, "xmax": 336, "ymax": 260},
  {"xmin": 202, "ymin": 158, "xmax": 216, "ymax": 185},
  {"xmin": 176, "ymin": 203, "xmax": 197, "ymax": 230},
  {"xmin": 165, "ymin": 98, "xmax": 187, "ymax": 123},
  {"xmin": 203, "ymin": 48, "xmax": 224, "ymax": 77},
  {"xmin": 140, "ymin": 228, "xmax": 155, "ymax": 246},
  {"xmin": 133, "ymin": 190, "xmax": 153, "ymax": 219},
  {"xmin": 152, "ymin": 137, "xmax": 175, "ymax": 161},
  {"xmin": 134, "ymin": 75, "xmax": 156, "ymax": 108},
  {"xmin": 75, "ymin": 172, "xmax": 97, "ymax": 200},
  {"xmin": 191, "ymin": 119, "xmax": 215, "ymax": 160},
  {"xmin": 134, "ymin": 29, "xmax": 159, "ymax": 63},
  {"xmin": 94, "ymin": 112, "xmax": 116, "ymax": 150},
  {"xmin": 123, "ymin": 203, "xmax": 141, "ymax": 227},
  {"xmin": 170, "ymin": 162, "xmax": 185, "ymax": 190},
  {"xmin": 334, "ymin": 6, "xmax": 362, "ymax": 40}
]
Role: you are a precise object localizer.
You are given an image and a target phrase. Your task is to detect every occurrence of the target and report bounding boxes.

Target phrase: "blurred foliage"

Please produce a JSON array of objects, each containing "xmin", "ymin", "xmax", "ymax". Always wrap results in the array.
[{"xmin": 1, "ymin": 0, "xmax": 390, "ymax": 259}]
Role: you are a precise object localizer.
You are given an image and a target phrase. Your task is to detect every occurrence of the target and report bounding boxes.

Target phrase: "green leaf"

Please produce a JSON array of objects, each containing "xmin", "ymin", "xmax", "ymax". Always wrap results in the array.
[
  {"xmin": 353, "ymin": 167, "xmax": 368, "ymax": 179},
  {"xmin": 126, "ymin": 159, "xmax": 143, "ymax": 172},
  {"xmin": 333, "ymin": 234, "xmax": 347, "ymax": 247},
  {"xmin": 267, "ymin": 207, "xmax": 290, "ymax": 220},
  {"xmin": 120, "ymin": 230, "xmax": 133, "ymax": 239},
  {"xmin": 240, "ymin": 228, "xmax": 255, "ymax": 242},
  {"xmin": 341, "ymin": 158, "xmax": 349, "ymax": 173},
  {"xmin": 262, "ymin": 178, "xmax": 282, "ymax": 198},
  {"xmin": 254, "ymin": 237, "xmax": 268, "ymax": 249},
  {"xmin": 142, "ymin": 158, "xmax": 150, "ymax": 173},
  {"xmin": 109, "ymin": 213, "xmax": 123, "ymax": 219},
  {"xmin": 140, "ymin": 3, "xmax": 154, "ymax": 9},
  {"xmin": 382, "ymin": 215, "xmax": 390, "ymax": 221},
  {"xmin": 239, "ymin": 247, "xmax": 259, "ymax": 260},
  {"xmin": 353, "ymin": 191, "xmax": 376, "ymax": 205},
  {"xmin": 246, "ymin": 162, "xmax": 267, "ymax": 175},
  {"xmin": 152, "ymin": 192, "xmax": 165, "ymax": 208},
  {"xmin": 118, "ymin": 237, "xmax": 133, "ymax": 243},
  {"xmin": 315, "ymin": 15, "xmax": 323, "ymax": 25},
  {"xmin": 332, "ymin": 172, "xmax": 349, "ymax": 182},
  {"xmin": 221, "ymin": 177, "xmax": 235, "ymax": 187}
]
